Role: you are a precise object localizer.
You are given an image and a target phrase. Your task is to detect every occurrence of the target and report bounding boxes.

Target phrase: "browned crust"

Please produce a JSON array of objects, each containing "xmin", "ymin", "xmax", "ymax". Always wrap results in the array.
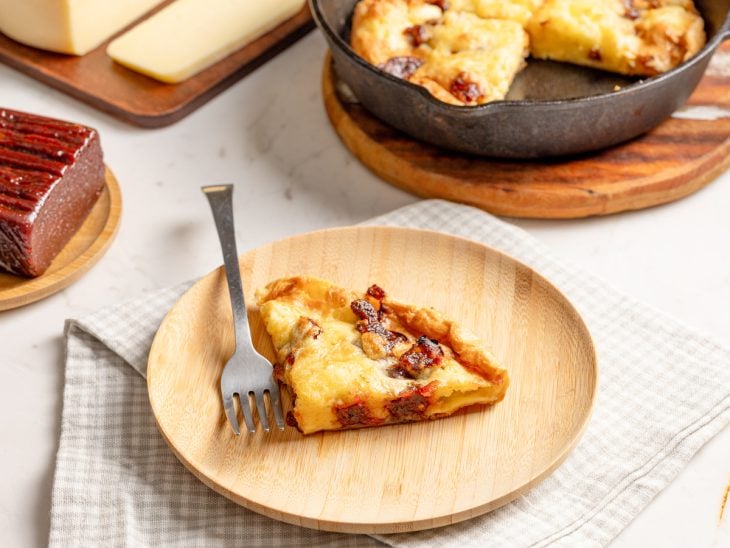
[
  {"xmin": 257, "ymin": 276, "xmax": 355, "ymax": 315},
  {"xmin": 385, "ymin": 299, "xmax": 508, "ymax": 386}
]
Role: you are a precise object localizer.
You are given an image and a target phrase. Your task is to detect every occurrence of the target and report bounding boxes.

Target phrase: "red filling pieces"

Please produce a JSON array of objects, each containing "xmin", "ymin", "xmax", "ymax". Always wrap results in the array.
[
  {"xmin": 390, "ymin": 336, "xmax": 444, "ymax": 379},
  {"xmin": 427, "ymin": 0, "xmax": 449, "ymax": 9},
  {"xmin": 333, "ymin": 399, "xmax": 383, "ymax": 428},
  {"xmin": 450, "ymin": 73, "xmax": 483, "ymax": 104},
  {"xmin": 351, "ymin": 297, "xmax": 407, "ymax": 351},
  {"xmin": 386, "ymin": 382, "xmax": 438, "ymax": 422},
  {"xmin": 286, "ymin": 411, "xmax": 300, "ymax": 429},
  {"xmin": 404, "ymin": 24, "xmax": 429, "ymax": 47},
  {"xmin": 378, "ymin": 56, "xmax": 424, "ymax": 80},
  {"xmin": 273, "ymin": 362, "xmax": 286, "ymax": 382},
  {"xmin": 366, "ymin": 283, "xmax": 386, "ymax": 301}
]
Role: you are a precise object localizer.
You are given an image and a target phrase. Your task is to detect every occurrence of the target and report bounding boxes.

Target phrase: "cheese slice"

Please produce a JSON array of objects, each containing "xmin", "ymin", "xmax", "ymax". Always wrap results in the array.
[
  {"xmin": 107, "ymin": 0, "xmax": 306, "ymax": 84},
  {"xmin": 0, "ymin": 0, "xmax": 163, "ymax": 55}
]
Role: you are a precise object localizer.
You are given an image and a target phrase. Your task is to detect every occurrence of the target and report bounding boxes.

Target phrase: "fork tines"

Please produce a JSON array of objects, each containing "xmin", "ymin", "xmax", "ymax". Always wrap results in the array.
[{"xmin": 223, "ymin": 384, "xmax": 285, "ymax": 435}]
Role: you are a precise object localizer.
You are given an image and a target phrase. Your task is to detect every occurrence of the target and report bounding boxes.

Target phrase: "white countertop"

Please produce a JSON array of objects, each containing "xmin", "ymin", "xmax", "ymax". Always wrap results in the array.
[{"xmin": 1, "ymin": 32, "xmax": 728, "ymax": 547}]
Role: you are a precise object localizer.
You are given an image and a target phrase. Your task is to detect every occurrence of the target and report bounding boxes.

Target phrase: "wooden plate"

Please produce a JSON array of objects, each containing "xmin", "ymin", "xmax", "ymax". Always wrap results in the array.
[
  {"xmin": 0, "ymin": 3, "xmax": 313, "ymax": 127},
  {"xmin": 323, "ymin": 42, "xmax": 730, "ymax": 218},
  {"xmin": 0, "ymin": 168, "xmax": 121, "ymax": 311},
  {"xmin": 147, "ymin": 226, "xmax": 597, "ymax": 533}
]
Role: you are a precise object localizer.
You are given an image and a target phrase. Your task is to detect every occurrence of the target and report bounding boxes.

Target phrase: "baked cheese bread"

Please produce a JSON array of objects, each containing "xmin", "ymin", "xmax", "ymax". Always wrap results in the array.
[
  {"xmin": 350, "ymin": 0, "xmax": 443, "ymax": 65},
  {"xmin": 351, "ymin": 0, "xmax": 530, "ymax": 106},
  {"xmin": 411, "ymin": 12, "xmax": 530, "ymax": 105},
  {"xmin": 256, "ymin": 277, "xmax": 509, "ymax": 435},
  {"xmin": 350, "ymin": 0, "xmax": 706, "ymax": 105},
  {"xmin": 449, "ymin": 0, "xmax": 544, "ymax": 26},
  {"xmin": 527, "ymin": 0, "xmax": 706, "ymax": 76}
]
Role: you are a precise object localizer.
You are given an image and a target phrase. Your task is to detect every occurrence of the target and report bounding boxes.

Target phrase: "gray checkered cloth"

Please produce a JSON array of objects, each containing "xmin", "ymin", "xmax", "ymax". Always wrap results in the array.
[{"xmin": 50, "ymin": 200, "xmax": 730, "ymax": 547}]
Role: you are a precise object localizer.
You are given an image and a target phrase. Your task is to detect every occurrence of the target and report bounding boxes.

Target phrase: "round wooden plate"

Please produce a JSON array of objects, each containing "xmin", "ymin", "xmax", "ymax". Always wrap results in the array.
[
  {"xmin": 147, "ymin": 226, "xmax": 598, "ymax": 534},
  {"xmin": 323, "ymin": 43, "xmax": 730, "ymax": 219},
  {"xmin": 0, "ymin": 167, "xmax": 122, "ymax": 311}
]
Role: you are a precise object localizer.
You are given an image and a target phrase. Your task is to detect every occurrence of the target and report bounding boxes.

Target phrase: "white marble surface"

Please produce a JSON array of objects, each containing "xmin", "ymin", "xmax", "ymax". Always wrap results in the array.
[{"xmin": 1, "ymin": 32, "xmax": 729, "ymax": 547}]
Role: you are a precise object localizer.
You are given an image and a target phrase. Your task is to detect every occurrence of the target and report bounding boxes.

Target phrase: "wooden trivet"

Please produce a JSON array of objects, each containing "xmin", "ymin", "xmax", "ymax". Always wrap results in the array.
[{"xmin": 322, "ymin": 44, "xmax": 730, "ymax": 219}]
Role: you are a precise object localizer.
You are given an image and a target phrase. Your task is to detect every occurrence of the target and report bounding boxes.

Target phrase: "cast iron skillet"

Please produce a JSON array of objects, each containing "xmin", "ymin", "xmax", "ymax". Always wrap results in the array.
[{"xmin": 311, "ymin": 0, "xmax": 730, "ymax": 158}]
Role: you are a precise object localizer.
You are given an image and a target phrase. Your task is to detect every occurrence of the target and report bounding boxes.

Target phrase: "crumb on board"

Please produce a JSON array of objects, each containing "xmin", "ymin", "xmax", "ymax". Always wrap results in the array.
[{"xmin": 720, "ymin": 477, "xmax": 730, "ymax": 524}]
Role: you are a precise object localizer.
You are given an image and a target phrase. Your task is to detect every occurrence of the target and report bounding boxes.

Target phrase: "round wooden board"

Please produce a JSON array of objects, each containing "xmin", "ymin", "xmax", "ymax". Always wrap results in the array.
[
  {"xmin": 322, "ymin": 44, "xmax": 730, "ymax": 219},
  {"xmin": 147, "ymin": 226, "xmax": 598, "ymax": 534},
  {"xmin": 0, "ymin": 167, "xmax": 122, "ymax": 311}
]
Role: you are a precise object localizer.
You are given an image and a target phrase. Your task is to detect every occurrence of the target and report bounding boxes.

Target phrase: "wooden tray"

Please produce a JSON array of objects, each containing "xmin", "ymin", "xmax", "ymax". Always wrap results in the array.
[
  {"xmin": 322, "ymin": 43, "xmax": 730, "ymax": 219},
  {"xmin": 0, "ymin": 168, "xmax": 122, "ymax": 311},
  {"xmin": 147, "ymin": 226, "xmax": 598, "ymax": 533},
  {"xmin": 0, "ymin": 3, "xmax": 314, "ymax": 127}
]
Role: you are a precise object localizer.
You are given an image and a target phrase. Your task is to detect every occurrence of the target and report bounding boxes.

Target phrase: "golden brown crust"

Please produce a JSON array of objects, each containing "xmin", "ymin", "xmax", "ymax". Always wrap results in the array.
[
  {"xmin": 408, "ymin": 75, "xmax": 465, "ymax": 105},
  {"xmin": 385, "ymin": 300, "xmax": 507, "ymax": 385},
  {"xmin": 257, "ymin": 276, "xmax": 356, "ymax": 317}
]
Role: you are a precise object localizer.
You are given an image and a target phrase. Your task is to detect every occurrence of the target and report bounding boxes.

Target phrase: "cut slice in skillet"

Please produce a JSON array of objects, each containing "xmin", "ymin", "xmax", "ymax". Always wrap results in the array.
[{"xmin": 527, "ymin": 0, "xmax": 706, "ymax": 76}]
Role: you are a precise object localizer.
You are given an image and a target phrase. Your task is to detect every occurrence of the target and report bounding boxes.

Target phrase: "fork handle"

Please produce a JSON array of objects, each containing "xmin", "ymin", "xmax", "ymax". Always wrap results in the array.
[{"xmin": 202, "ymin": 185, "xmax": 254, "ymax": 349}]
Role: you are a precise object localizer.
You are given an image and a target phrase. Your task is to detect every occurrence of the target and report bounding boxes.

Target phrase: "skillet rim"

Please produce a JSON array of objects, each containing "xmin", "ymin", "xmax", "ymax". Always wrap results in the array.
[{"xmin": 310, "ymin": 0, "xmax": 730, "ymax": 113}]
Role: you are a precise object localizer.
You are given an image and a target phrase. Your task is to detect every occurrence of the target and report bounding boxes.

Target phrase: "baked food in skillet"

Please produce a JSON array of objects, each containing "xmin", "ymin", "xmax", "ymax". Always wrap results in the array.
[
  {"xmin": 351, "ymin": 0, "xmax": 531, "ymax": 105},
  {"xmin": 350, "ymin": 0, "xmax": 706, "ymax": 106},
  {"xmin": 409, "ymin": 11, "xmax": 530, "ymax": 105},
  {"xmin": 256, "ymin": 277, "xmax": 509, "ymax": 435},
  {"xmin": 448, "ymin": 0, "xmax": 544, "ymax": 25},
  {"xmin": 528, "ymin": 0, "xmax": 707, "ymax": 76}
]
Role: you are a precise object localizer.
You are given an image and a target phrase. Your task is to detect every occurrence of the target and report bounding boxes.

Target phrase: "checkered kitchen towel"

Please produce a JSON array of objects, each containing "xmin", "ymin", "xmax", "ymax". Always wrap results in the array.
[{"xmin": 50, "ymin": 200, "xmax": 730, "ymax": 547}]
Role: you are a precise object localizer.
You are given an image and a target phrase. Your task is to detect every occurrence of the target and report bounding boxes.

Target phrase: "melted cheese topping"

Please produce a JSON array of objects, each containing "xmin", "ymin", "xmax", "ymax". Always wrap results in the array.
[
  {"xmin": 527, "ymin": 0, "xmax": 706, "ymax": 76},
  {"xmin": 414, "ymin": 12, "xmax": 529, "ymax": 104},
  {"xmin": 351, "ymin": 0, "xmax": 443, "ymax": 65},
  {"xmin": 350, "ymin": 0, "xmax": 706, "ymax": 105},
  {"xmin": 450, "ymin": 0, "xmax": 544, "ymax": 25},
  {"xmin": 256, "ymin": 277, "xmax": 509, "ymax": 435}
]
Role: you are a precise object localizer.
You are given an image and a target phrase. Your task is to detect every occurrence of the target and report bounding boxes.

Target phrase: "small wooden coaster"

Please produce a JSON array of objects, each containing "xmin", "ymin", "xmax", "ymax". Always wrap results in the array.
[
  {"xmin": 0, "ymin": 168, "xmax": 122, "ymax": 311},
  {"xmin": 323, "ymin": 44, "xmax": 730, "ymax": 219}
]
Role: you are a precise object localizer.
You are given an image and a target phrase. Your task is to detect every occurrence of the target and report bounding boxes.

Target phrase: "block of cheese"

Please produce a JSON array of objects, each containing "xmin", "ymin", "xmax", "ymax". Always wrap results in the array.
[
  {"xmin": 107, "ymin": 0, "xmax": 307, "ymax": 84},
  {"xmin": 0, "ymin": 0, "xmax": 164, "ymax": 55}
]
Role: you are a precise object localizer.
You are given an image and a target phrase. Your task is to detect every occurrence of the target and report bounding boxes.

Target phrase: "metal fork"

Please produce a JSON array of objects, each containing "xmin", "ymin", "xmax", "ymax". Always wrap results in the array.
[{"xmin": 202, "ymin": 184, "xmax": 285, "ymax": 434}]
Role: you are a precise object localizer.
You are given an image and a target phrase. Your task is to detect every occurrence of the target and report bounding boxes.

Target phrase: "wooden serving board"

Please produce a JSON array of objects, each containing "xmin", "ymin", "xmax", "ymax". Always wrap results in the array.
[
  {"xmin": 0, "ymin": 3, "xmax": 313, "ymax": 127},
  {"xmin": 147, "ymin": 226, "xmax": 597, "ymax": 533},
  {"xmin": 0, "ymin": 168, "xmax": 121, "ymax": 311},
  {"xmin": 323, "ymin": 43, "xmax": 730, "ymax": 219}
]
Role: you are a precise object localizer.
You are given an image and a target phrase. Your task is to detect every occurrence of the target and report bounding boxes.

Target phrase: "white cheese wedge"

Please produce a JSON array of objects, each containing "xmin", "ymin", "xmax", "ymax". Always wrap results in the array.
[
  {"xmin": 106, "ymin": 0, "xmax": 306, "ymax": 84},
  {"xmin": 0, "ymin": 0, "xmax": 164, "ymax": 55}
]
